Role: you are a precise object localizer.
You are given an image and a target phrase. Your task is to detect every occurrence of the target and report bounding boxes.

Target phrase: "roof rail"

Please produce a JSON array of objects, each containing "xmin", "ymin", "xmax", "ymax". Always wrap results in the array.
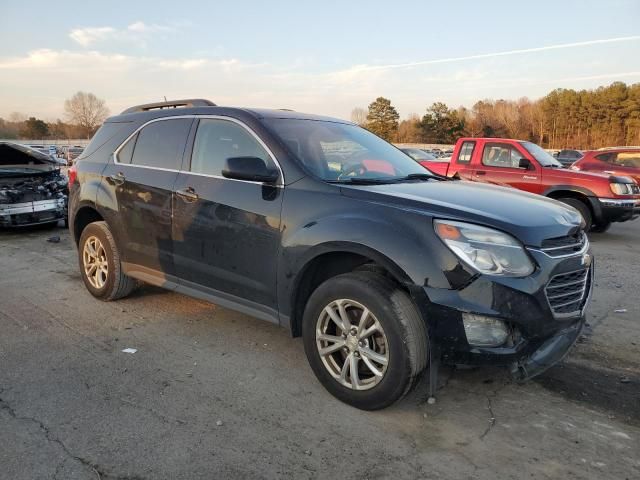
[{"xmin": 121, "ymin": 98, "xmax": 216, "ymax": 115}]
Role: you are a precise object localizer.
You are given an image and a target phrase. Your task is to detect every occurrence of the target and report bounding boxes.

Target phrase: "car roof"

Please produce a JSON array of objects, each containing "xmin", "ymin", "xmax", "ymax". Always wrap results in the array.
[{"xmin": 107, "ymin": 104, "xmax": 351, "ymax": 125}]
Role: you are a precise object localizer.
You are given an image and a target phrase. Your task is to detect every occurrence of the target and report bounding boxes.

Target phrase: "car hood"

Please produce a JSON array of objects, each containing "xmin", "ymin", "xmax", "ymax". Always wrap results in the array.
[
  {"xmin": 339, "ymin": 180, "xmax": 583, "ymax": 247},
  {"xmin": 0, "ymin": 142, "xmax": 61, "ymax": 170}
]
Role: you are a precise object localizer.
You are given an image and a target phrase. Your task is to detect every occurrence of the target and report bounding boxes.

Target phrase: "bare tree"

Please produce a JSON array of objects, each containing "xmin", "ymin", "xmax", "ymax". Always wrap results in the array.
[
  {"xmin": 350, "ymin": 107, "xmax": 368, "ymax": 126},
  {"xmin": 64, "ymin": 91, "xmax": 109, "ymax": 139}
]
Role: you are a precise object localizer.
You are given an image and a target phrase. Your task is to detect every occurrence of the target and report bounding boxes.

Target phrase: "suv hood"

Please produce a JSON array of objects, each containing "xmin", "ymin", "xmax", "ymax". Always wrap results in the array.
[{"xmin": 340, "ymin": 180, "xmax": 583, "ymax": 247}]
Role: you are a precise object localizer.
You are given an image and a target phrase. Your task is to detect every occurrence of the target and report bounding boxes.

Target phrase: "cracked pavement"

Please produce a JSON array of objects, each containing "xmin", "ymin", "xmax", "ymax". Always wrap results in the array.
[{"xmin": 0, "ymin": 221, "xmax": 638, "ymax": 479}]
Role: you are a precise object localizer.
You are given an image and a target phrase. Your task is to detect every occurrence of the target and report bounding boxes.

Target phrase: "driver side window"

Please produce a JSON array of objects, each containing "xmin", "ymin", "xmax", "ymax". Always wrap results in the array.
[{"xmin": 482, "ymin": 144, "xmax": 523, "ymax": 168}]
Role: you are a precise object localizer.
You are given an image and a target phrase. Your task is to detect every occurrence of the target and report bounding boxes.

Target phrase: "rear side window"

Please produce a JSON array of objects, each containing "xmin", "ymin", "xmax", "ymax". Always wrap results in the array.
[
  {"xmin": 130, "ymin": 119, "xmax": 192, "ymax": 170},
  {"xmin": 456, "ymin": 141, "xmax": 475, "ymax": 164},
  {"xmin": 189, "ymin": 119, "xmax": 271, "ymax": 176},
  {"xmin": 482, "ymin": 143, "xmax": 522, "ymax": 168}
]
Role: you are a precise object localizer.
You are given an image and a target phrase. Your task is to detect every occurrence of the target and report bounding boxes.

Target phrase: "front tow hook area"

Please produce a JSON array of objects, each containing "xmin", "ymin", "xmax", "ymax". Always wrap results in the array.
[{"xmin": 510, "ymin": 320, "xmax": 584, "ymax": 381}]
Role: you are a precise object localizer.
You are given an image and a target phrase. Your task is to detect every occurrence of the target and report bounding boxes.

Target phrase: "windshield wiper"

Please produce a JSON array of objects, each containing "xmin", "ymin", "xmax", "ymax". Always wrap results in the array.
[
  {"xmin": 397, "ymin": 172, "xmax": 453, "ymax": 182},
  {"xmin": 327, "ymin": 178, "xmax": 397, "ymax": 185}
]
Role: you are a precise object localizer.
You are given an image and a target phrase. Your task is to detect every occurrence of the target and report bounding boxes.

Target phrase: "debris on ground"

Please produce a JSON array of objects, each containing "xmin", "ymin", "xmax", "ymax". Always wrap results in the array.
[
  {"xmin": 215, "ymin": 420, "xmax": 223, "ymax": 426},
  {"xmin": 47, "ymin": 235, "xmax": 60, "ymax": 243},
  {"xmin": 121, "ymin": 348, "xmax": 137, "ymax": 354},
  {"xmin": 614, "ymin": 309, "xmax": 627, "ymax": 313},
  {"xmin": 620, "ymin": 376, "xmax": 631, "ymax": 384}
]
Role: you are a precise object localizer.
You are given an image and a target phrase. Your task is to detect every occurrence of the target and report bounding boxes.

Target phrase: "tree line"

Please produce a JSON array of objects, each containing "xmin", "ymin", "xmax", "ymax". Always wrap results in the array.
[
  {"xmin": 354, "ymin": 82, "xmax": 640, "ymax": 149},
  {"xmin": 0, "ymin": 92, "xmax": 109, "ymax": 140}
]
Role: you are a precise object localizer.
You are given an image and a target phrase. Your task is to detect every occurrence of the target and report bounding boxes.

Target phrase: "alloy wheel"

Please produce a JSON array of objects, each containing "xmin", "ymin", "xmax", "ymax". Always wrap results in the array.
[
  {"xmin": 316, "ymin": 299, "xmax": 389, "ymax": 390},
  {"xmin": 83, "ymin": 235, "xmax": 108, "ymax": 289}
]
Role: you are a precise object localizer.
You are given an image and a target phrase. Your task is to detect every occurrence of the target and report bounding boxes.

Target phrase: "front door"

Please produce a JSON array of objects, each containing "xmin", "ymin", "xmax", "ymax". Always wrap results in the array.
[
  {"xmin": 473, "ymin": 142, "xmax": 542, "ymax": 194},
  {"xmin": 172, "ymin": 117, "xmax": 284, "ymax": 318}
]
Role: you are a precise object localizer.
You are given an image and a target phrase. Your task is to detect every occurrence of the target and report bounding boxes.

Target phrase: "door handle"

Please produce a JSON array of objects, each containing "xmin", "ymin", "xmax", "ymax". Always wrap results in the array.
[
  {"xmin": 603, "ymin": 171, "xmax": 615, "ymax": 174},
  {"xmin": 109, "ymin": 172, "xmax": 125, "ymax": 185},
  {"xmin": 476, "ymin": 171, "xmax": 486, "ymax": 176},
  {"xmin": 176, "ymin": 187, "xmax": 199, "ymax": 203}
]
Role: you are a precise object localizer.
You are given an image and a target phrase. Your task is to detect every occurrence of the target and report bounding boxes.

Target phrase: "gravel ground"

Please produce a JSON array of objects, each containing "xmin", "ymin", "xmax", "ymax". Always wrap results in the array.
[{"xmin": 0, "ymin": 220, "xmax": 638, "ymax": 480}]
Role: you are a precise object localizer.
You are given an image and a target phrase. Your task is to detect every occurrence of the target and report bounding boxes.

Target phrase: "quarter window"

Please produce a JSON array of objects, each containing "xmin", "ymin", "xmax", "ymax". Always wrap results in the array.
[
  {"xmin": 482, "ymin": 143, "xmax": 524, "ymax": 168},
  {"xmin": 129, "ymin": 119, "xmax": 192, "ymax": 170},
  {"xmin": 116, "ymin": 133, "xmax": 137, "ymax": 164},
  {"xmin": 190, "ymin": 119, "xmax": 271, "ymax": 176},
  {"xmin": 457, "ymin": 141, "xmax": 475, "ymax": 164}
]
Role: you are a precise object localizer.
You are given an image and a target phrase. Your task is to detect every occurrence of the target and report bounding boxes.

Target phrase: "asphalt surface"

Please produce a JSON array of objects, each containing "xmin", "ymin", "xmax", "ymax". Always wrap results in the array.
[{"xmin": 0, "ymin": 220, "xmax": 638, "ymax": 480}]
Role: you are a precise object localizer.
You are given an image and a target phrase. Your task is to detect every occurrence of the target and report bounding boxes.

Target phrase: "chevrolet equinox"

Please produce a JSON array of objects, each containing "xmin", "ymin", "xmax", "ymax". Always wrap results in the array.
[{"xmin": 69, "ymin": 99, "xmax": 593, "ymax": 410}]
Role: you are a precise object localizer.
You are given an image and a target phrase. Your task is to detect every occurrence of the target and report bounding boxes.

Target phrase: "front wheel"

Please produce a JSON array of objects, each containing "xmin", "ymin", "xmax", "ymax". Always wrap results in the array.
[{"xmin": 302, "ymin": 272, "xmax": 428, "ymax": 410}]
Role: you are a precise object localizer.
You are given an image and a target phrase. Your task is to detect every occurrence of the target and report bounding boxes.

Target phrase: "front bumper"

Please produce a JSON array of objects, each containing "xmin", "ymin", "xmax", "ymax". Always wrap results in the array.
[
  {"xmin": 597, "ymin": 197, "xmax": 640, "ymax": 223},
  {"xmin": 0, "ymin": 198, "xmax": 66, "ymax": 227},
  {"xmin": 414, "ymin": 245, "xmax": 593, "ymax": 376}
]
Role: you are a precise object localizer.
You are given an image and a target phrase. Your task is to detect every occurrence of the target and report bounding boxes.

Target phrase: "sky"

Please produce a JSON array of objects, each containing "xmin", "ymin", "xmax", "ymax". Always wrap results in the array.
[{"xmin": 1, "ymin": 0, "xmax": 639, "ymax": 121}]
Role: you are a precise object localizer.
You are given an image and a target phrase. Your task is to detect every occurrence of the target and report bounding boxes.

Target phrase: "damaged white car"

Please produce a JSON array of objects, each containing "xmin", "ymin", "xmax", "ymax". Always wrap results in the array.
[{"xmin": 0, "ymin": 142, "xmax": 68, "ymax": 227}]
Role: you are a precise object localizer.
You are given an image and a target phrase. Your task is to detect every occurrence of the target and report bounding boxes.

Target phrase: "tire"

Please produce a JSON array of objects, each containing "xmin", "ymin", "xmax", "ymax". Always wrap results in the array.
[
  {"xmin": 590, "ymin": 221, "xmax": 612, "ymax": 233},
  {"xmin": 78, "ymin": 221, "xmax": 137, "ymax": 301},
  {"xmin": 557, "ymin": 197, "xmax": 592, "ymax": 231},
  {"xmin": 302, "ymin": 271, "xmax": 428, "ymax": 410}
]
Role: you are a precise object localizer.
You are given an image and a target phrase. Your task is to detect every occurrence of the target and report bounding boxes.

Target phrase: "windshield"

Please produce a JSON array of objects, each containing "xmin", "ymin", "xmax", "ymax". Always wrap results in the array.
[
  {"xmin": 521, "ymin": 141, "xmax": 563, "ymax": 167},
  {"xmin": 402, "ymin": 148, "xmax": 437, "ymax": 161},
  {"xmin": 265, "ymin": 119, "xmax": 431, "ymax": 182}
]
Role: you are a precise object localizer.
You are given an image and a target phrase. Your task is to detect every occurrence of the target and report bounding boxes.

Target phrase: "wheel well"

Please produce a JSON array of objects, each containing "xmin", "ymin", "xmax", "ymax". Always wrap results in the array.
[
  {"xmin": 546, "ymin": 190, "xmax": 594, "ymax": 217},
  {"xmin": 289, "ymin": 252, "xmax": 400, "ymax": 337},
  {"xmin": 73, "ymin": 207, "xmax": 104, "ymax": 245}
]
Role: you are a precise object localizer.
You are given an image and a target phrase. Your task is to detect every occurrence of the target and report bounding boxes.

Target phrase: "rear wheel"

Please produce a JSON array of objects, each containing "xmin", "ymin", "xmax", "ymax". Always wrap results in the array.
[
  {"xmin": 302, "ymin": 271, "xmax": 428, "ymax": 410},
  {"xmin": 590, "ymin": 221, "xmax": 612, "ymax": 233},
  {"xmin": 78, "ymin": 221, "xmax": 137, "ymax": 301},
  {"xmin": 557, "ymin": 197, "xmax": 592, "ymax": 231}
]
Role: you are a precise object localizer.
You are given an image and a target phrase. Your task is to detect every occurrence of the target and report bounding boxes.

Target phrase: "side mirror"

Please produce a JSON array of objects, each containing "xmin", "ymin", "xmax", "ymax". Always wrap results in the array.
[
  {"xmin": 518, "ymin": 158, "xmax": 532, "ymax": 170},
  {"xmin": 222, "ymin": 156, "xmax": 279, "ymax": 183}
]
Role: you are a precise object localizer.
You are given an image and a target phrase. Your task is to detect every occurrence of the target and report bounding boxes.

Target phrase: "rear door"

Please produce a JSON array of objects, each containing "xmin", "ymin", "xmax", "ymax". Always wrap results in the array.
[
  {"xmin": 103, "ymin": 117, "xmax": 193, "ymax": 279},
  {"xmin": 172, "ymin": 117, "xmax": 284, "ymax": 318},
  {"xmin": 473, "ymin": 142, "xmax": 542, "ymax": 193}
]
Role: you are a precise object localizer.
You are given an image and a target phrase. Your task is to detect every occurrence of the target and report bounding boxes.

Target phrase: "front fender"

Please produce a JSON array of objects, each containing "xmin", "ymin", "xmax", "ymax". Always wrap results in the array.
[{"xmin": 277, "ymin": 183, "xmax": 468, "ymax": 323}]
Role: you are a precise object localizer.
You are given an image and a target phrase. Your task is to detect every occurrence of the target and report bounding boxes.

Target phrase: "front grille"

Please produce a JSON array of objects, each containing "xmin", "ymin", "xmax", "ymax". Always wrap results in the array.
[
  {"xmin": 545, "ymin": 268, "xmax": 591, "ymax": 318},
  {"xmin": 540, "ymin": 231, "xmax": 587, "ymax": 257}
]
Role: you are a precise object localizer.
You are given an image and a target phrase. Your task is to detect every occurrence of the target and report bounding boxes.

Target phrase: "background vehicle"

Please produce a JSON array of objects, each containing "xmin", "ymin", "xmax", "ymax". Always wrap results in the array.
[
  {"xmin": 400, "ymin": 147, "xmax": 441, "ymax": 163},
  {"xmin": 571, "ymin": 148, "xmax": 640, "ymax": 184},
  {"xmin": 555, "ymin": 149, "xmax": 583, "ymax": 166},
  {"xmin": 0, "ymin": 142, "xmax": 68, "ymax": 227},
  {"xmin": 70, "ymin": 100, "xmax": 592, "ymax": 409},
  {"xmin": 424, "ymin": 138, "xmax": 640, "ymax": 232},
  {"xmin": 66, "ymin": 146, "xmax": 84, "ymax": 165}
]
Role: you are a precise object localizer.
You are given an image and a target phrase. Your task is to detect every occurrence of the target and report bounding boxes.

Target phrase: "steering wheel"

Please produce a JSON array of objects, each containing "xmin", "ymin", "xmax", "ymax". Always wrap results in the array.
[
  {"xmin": 338, "ymin": 161, "xmax": 369, "ymax": 180},
  {"xmin": 337, "ymin": 150, "xmax": 372, "ymax": 180}
]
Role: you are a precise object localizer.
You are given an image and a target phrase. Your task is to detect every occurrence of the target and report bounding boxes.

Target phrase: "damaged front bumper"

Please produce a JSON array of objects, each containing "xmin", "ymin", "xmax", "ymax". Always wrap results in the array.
[
  {"xmin": 415, "ymin": 242, "xmax": 593, "ymax": 380},
  {"xmin": 0, "ymin": 197, "xmax": 67, "ymax": 227}
]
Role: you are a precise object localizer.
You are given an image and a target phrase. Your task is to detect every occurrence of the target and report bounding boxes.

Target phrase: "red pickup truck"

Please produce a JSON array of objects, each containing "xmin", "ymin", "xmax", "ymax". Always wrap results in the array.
[{"xmin": 423, "ymin": 138, "xmax": 640, "ymax": 232}]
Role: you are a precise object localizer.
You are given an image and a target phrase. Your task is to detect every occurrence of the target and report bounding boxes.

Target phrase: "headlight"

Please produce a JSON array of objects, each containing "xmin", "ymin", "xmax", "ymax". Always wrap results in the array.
[
  {"xmin": 434, "ymin": 220, "xmax": 534, "ymax": 277},
  {"xmin": 610, "ymin": 182, "xmax": 634, "ymax": 195}
]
